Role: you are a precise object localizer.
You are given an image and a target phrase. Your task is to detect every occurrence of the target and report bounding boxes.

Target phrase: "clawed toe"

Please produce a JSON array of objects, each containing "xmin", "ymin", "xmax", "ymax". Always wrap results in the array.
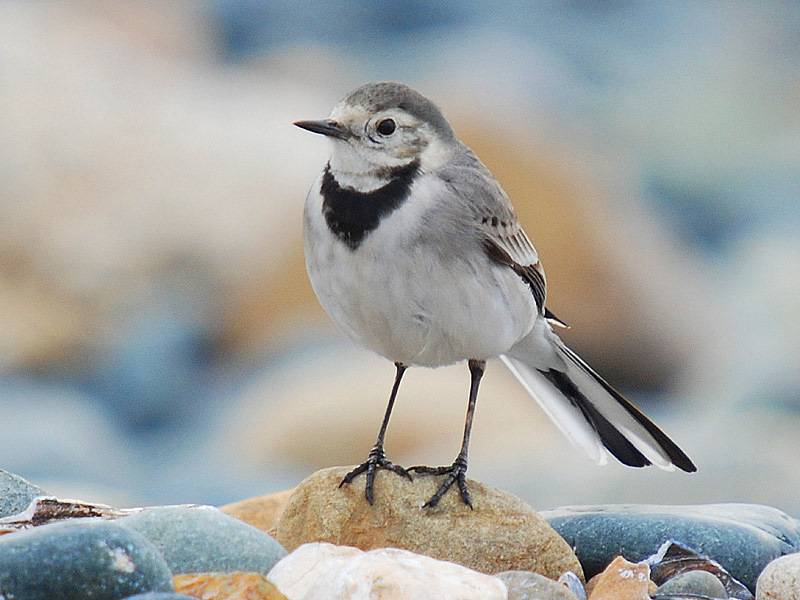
[
  {"xmin": 339, "ymin": 447, "xmax": 411, "ymax": 504},
  {"xmin": 409, "ymin": 458, "xmax": 472, "ymax": 509}
]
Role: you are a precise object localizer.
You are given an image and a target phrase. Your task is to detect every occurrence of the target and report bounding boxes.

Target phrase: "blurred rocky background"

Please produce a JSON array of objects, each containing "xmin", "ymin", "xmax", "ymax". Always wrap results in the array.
[{"xmin": 1, "ymin": 1, "xmax": 798, "ymax": 513}]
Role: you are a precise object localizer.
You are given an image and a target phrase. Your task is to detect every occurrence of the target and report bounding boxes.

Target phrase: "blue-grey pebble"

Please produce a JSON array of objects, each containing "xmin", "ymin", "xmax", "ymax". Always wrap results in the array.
[
  {"xmin": 656, "ymin": 570, "xmax": 728, "ymax": 599},
  {"xmin": 543, "ymin": 503, "xmax": 800, "ymax": 592},
  {"xmin": 0, "ymin": 469, "xmax": 46, "ymax": 518},
  {"xmin": 119, "ymin": 505, "xmax": 287, "ymax": 575},
  {"xmin": 123, "ymin": 594, "xmax": 196, "ymax": 600},
  {"xmin": 0, "ymin": 518, "xmax": 173, "ymax": 600}
]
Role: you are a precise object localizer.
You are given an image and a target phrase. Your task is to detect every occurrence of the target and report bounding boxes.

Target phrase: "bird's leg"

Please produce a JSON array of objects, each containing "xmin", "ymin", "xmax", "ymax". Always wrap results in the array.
[
  {"xmin": 410, "ymin": 359, "xmax": 485, "ymax": 509},
  {"xmin": 339, "ymin": 362, "xmax": 411, "ymax": 504}
]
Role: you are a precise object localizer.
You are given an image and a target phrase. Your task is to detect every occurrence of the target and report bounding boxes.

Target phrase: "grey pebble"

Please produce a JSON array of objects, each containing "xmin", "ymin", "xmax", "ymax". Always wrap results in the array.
[
  {"xmin": 0, "ymin": 518, "xmax": 173, "ymax": 600},
  {"xmin": 120, "ymin": 504, "xmax": 287, "ymax": 575},
  {"xmin": 543, "ymin": 503, "xmax": 800, "ymax": 591},
  {"xmin": 496, "ymin": 570, "xmax": 579, "ymax": 600},
  {"xmin": 656, "ymin": 570, "xmax": 728, "ymax": 599},
  {"xmin": 0, "ymin": 469, "xmax": 46, "ymax": 518}
]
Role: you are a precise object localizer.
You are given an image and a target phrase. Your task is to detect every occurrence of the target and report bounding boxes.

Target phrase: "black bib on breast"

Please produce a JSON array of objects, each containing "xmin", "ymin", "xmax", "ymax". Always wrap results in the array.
[{"xmin": 320, "ymin": 160, "xmax": 420, "ymax": 250}]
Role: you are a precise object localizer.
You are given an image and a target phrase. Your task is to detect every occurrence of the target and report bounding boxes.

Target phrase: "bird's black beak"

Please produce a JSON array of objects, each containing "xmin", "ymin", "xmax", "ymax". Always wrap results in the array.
[{"xmin": 293, "ymin": 119, "xmax": 350, "ymax": 140}]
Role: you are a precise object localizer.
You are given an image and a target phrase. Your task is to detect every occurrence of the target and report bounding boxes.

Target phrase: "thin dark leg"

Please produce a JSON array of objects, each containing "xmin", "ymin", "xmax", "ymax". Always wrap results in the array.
[
  {"xmin": 339, "ymin": 362, "xmax": 412, "ymax": 504},
  {"xmin": 410, "ymin": 359, "xmax": 485, "ymax": 508}
]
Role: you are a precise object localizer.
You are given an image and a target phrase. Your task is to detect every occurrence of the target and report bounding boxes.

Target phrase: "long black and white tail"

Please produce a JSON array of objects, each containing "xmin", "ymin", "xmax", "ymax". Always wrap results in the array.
[{"xmin": 502, "ymin": 321, "xmax": 696, "ymax": 472}]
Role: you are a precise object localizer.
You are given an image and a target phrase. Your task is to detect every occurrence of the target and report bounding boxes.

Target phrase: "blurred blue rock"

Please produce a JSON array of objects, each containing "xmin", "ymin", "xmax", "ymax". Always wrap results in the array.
[
  {"xmin": 543, "ymin": 503, "xmax": 800, "ymax": 592},
  {"xmin": 120, "ymin": 505, "xmax": 287, "ymax": 575},
  {"xmin": 0, "ymin": 518, "xmax": 173, "ymax": 600},
  {"xmin": 123, "ymin": 595, "xmax": 196, "ymax": 600},
  {"xmin": 0, "ymin": 469, "xmax": 46, "ymax": 518},
  {"xmin": 85, "ymin": 278, "xmax": 218, "ymax": 432}
]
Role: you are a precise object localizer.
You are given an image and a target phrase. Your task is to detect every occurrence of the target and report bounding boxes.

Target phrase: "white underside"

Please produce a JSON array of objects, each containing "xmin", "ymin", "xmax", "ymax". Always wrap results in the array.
[{"xmin": 304, "ymin": 173, "xmax": 538, "ymax": 367}]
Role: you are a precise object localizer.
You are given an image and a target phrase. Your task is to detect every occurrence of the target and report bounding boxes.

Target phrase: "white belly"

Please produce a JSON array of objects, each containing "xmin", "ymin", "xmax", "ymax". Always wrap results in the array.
[{"xmin": 303, "ymin": 178, "xmax": 537, "ymax": 367}]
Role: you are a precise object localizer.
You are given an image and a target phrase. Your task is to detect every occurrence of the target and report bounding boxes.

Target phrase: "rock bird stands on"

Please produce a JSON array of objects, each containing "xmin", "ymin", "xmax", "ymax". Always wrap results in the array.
[{"xmin": 295, "ymin": 82, "xmax": 696, "ymax": 508}]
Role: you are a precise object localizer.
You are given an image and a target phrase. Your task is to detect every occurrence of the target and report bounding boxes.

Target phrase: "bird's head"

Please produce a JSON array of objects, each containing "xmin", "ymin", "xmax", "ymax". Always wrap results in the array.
[{"xmin": 294, "ymin": 82, "xmax": 456, "ymax": 176}]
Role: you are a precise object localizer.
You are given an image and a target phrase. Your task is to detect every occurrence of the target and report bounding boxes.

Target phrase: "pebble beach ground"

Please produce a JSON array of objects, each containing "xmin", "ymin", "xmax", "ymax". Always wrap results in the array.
[{"xmin": 0, "ymin": 467, "xmax": 798, "ymax": 599}]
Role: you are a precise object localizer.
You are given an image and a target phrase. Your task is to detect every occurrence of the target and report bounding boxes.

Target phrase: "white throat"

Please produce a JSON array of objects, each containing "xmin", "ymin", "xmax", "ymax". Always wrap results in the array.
[{"xmin": 328, "ymin": 142, "xmax": 408, "ymax": 192}]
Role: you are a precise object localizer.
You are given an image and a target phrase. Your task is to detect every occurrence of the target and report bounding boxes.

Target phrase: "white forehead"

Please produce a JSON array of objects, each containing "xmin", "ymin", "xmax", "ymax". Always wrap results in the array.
[
  {"xmin": 329, "ymin": 101, "xmax": 368, "ymax": 123},
  {"xmin": 329, "ymin": 101, "xmax": 423, "ymax": 127}
]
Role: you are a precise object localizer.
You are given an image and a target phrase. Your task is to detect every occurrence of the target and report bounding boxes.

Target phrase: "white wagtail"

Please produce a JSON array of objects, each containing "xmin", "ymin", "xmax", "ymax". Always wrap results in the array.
[{"xmin": 295, "ymin": 82, "xmax": 696, "ymax": 509}]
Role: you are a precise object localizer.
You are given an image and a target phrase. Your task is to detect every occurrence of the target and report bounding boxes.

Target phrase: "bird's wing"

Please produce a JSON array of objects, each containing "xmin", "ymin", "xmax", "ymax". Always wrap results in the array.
[
  {"xmin": 483, "ymin": 233, "xmax": 546, "ymax": 314},
  {"xmin": 436, "ymin": 146, "xmax": 547, "ymax": 313}
]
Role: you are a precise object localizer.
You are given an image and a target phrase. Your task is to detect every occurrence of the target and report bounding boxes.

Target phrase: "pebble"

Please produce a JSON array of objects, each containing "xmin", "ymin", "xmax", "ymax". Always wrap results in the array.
[
  {"xmin": 655, "ymin": 569, "xmax": 728, "ymax": 598},
  {"xmin": 496, "ymin": 570, "xmax": 579, "ymax": 599},
  {"xmin": 174, "ymin": 572, "xmax": 288, "ymax": 599},
  {"xmin": 756, "ymin": 552, "xmax": 800, "ymax": 600},
  {"xmin": 0, "ymin": 518, "xmax": 173, "ymax": 600},
  {"xmin": 274, "ymin": 466, "xmax": 582, "ymax": 579},
  {"xmin": 268, "ymin": 542, "xmax": 507, "ymax": 600},
  {"xmin": 585, "ymin": 556, "xmax": 651, "ymax": 600},
  {"xmin": 221, "ymin": 488, "xmax": 295, "ymax": 534},
  {"xmin": 123, "ymin": 595, "xmax": 197, "ymax": 600},
  {"xmin": 120, "ymin": 505, "xmax": 287, "ymax": 575},
  {"xmin": 543, "ymin": 503, "xmax": 800, "ymax": 590},
  {"xmin": 0, "ymin": 468, "xmax": 46, "ymax": 518}
]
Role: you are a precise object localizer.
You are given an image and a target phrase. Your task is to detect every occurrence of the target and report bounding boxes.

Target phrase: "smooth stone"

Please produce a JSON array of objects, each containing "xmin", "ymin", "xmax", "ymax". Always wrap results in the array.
[
  {"xmin": 585, "ymin": 556, "xmax": 651, "ymax": 600},
  {"xmin": 123, "ymin": 595, "xmax": 196, "ymax": 600},
  {"xmin": 120, "ymin": 505, "xmax": 287, "ymax": 575},
  {"xmin": 560, "ymin": 571, "xmax": 589, "ymax": 600},
  {"xmin": 0, "ymin": 469, "xmax": 46, "ymax": 518},
  {"xmin": 173, "ymin": 572, "xmax": 287, "ymax": 599},
  {"xmin": 274, "ymin": 467, "xmax": 582, "ymax": 579},
  {"xmin": 656, "ymin": 569, "xmax": 728, "ymax": 598},
  {"xmin": 497, "ymin": 570, "xmax": 579, "ymax": 599},
  {"xmin": 221, "ymin": 488, "xmax": 295, "ymax": 534},
  {"xmin": 756, "ymin": 552, "xmax": 800, "ymax": 600},
  {"xmin": 543, "ymin": 503, "xmax": 800, "ymax": 590},
  {"xmin": 0, "ymin": 518, "xmax": 173, "ymax": 599},
  {"xmin": 268, "ymin": 542, "xmax": 507, "ymax": 600},
  {"xmin": 586, "ymin": 573, "xmax": 655, "ymax": 598}
]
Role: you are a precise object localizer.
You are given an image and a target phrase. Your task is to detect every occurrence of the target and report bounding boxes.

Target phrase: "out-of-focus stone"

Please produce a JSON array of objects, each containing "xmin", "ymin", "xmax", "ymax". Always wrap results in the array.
[
  {"xmin": 218, "ymin": 347, "xmax": 553, "ymax": 475},
  {"xmin": 544, "ymin": 503, "xmax": 800, "ymax": 590},
  {"xmin": 756, "ymin": 552, "xmax": 800, "ymax": 600},
  {"xmin": 0, "ymin": 518, "xmax": 173, "ymax": 600},
  {"xmin": 274, "ymin": 467, "xmax": 582, "ymax": 580},
  {"xmin": 656, "ymin": 569, "xmax": 727, "ymax": 598},
  {"xmin": 123, "ymin": 594, "xmax": 196, "ymax": 600},
  {"xmin": 585, "ymin": 556, "xmax": 651, "ymax": 600},
  {"xmin": 173, "ymin": 572, "xmax": 287, "ymax": 599},
  {"xmin": 268, "ymin": 542, "xmax": 507, "ymax": 600},
  {"xmin": 120, "ymin": 505, "xmax": 287, "ymax": 576},
  {"xmin": 0, "ymin": 469, "xmax": 46, "ymax": 518},
  {"xmin": 497, "ymin": 570, "xmax": 579, "ymax": 599},
  {"xmin": 221, "ymin": 489, "xmax": 294, "ymax": 535}
]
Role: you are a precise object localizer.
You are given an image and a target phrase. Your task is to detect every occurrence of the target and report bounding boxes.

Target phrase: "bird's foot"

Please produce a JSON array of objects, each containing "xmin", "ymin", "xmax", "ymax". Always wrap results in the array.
[
  {"xmin": 339, "ymin": 445, "xmax": 412, "ymax": 505},
  {"xmin": 409, "ymin": 455, "xmax": 472, "ymax": 509}
]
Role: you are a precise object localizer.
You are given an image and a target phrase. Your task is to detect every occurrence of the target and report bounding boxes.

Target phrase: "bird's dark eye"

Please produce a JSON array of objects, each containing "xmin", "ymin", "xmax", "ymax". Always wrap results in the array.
[{"xmin": 376, "ymin": 118, "xmax": 396, "ymax": 136}]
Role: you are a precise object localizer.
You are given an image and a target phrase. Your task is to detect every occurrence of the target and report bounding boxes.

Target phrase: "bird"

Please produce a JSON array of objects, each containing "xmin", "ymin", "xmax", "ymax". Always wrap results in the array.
[{"xmin": 294, "ymin": 81, "xmax": 696, "ymax": 509}]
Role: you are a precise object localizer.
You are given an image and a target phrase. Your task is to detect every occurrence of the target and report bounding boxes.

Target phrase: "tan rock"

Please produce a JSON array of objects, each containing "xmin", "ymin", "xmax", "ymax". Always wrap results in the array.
[
  {"xmin": 274, "ymin": 466, "xmax": 582, "ymax": 580},
  {"xmin": 267, "ymin": 542, "xmax": 507, "ymax": 600},
  {"xmin": 174, "ymin": 571, "xmax": 287, "ymax": 599},
  {"xmin": 586, "ymin": 556, "xmax": 650, "ymax": 600},
  {"xmin": 756, "ymin": 553, "xmax": 800, "ymax": 600},
  {"xmin": 586, "ymin": 571, "xmax": 656, "ymax": 598},
  {"xmin": 221, "ymin": 489, "xmax": 295, "ymax": 535}
]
